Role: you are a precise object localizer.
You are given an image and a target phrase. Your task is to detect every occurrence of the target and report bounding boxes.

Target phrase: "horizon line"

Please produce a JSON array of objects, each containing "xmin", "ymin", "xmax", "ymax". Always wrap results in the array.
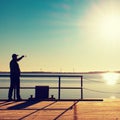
[{"xmin": 0, "ymin": 70, "xmax": 120, "ymax": 74}]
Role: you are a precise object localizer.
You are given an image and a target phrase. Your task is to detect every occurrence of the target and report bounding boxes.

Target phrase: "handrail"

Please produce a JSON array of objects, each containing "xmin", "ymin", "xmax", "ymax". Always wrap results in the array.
[
  {"xmin": 0, "ymin": 87, "xmax": 82, "ymax": 89},
  {"xmin": 0, "ymin": 74, "xmax": 83, "ymax": 77},
  {"xmin": 0, "ymin": 74, "xmax": 83, "ymax": 100}
]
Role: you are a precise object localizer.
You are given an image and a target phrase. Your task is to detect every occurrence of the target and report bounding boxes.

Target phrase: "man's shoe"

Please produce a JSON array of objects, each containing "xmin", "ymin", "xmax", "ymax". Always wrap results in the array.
[
  {"xmin": 16, "ymin": 98, "xmax": 22, "ymax": 101},
  {"xmin": 7, "ymin": 98, "xmax": 13, "ymax": 101}
]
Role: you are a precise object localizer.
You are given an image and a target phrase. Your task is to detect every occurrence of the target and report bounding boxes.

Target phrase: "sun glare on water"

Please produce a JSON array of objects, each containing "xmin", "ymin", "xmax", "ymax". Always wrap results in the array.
[{"xmin": 103, "ymin": 72, "xmax": 119, "ymax": 85}]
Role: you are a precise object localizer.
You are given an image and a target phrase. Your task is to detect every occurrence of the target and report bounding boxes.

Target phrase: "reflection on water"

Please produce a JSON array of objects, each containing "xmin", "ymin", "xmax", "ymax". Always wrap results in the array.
[
  {"xmin": 0, "ymin": 72, "xmax": 120, "ymax": 99},
  {"xmin": 102, "ymin": 72, "xmax": 119, "ymax": 85},
  {"xmin": 110, "ymin": 95, "xmax": 116, "ymax": 99},
  {"xmin": 84, "ymin": 72, "xmax": 120, "ymax": 99}
]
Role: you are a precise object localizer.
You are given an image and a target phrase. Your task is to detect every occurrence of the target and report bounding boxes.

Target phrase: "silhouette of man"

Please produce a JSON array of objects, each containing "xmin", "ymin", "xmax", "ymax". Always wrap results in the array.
[{"xmin": 8, "ymin": 54, "xmax": 24, "ymax": 101}]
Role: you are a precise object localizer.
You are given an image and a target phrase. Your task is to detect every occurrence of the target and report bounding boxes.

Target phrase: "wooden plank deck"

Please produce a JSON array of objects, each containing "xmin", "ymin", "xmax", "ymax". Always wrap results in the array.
[{"xmin": 0, "ymin": 99, "xmax": 120, "ymax": 120}]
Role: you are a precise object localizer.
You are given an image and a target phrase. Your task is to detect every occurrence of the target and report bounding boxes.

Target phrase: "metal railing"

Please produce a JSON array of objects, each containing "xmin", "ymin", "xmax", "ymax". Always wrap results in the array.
[{"xmin": 0, "ymin": 74, "xmax": 83, "ymax": 100}]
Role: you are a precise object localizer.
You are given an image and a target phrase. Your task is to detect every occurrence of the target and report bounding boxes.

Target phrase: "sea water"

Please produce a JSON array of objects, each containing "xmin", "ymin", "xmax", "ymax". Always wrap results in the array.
[{"xmin": 0, "ymin": 72, "xmax": 120, "ymax": 99}]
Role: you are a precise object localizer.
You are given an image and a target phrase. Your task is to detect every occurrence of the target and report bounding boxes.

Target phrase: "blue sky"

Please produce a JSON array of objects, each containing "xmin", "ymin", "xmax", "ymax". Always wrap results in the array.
[{"xmin": 1, "ymin": 0, "xmax": 120, "ymax": 72}]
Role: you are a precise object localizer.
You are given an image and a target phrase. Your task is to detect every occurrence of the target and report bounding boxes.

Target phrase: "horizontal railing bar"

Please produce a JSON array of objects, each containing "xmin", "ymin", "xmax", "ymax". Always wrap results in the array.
[
  {"xmin": 0, "ymin": 87, "xmax": 10, "ymax": 89},
  {"xmin": 50, "ymin": 87, "xmax": 82, "ymax": 89},
  {"xmin": 0, "ymin": 74, "xmax": 83, "ymax": 78},
  {"xmin": 0, "ymin": 87, "xmax": 82, "ymax": 89}
]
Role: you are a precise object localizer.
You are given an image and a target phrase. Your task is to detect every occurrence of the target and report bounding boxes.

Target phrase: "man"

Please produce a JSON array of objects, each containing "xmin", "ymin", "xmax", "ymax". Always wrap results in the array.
[{"xmin": 8, "ymin": 54, "xmax": 24, "ymax": 101}]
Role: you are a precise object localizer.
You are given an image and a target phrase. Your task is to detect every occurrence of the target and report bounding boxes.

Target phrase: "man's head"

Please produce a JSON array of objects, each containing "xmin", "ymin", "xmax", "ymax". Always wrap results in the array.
[{"xmin": 12, "ymin": 54, "xmax": 18, "ymax": 60}]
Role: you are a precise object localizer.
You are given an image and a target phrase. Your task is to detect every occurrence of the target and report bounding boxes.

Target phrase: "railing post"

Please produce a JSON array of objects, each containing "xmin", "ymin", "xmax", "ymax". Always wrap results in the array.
[
  {"xmin": 58, "ymin": 76, "xmax": 61, "ymax": 100},
  {"xmin": 81, "ymin": 76, "xmax": 83, "ymax": 99}
]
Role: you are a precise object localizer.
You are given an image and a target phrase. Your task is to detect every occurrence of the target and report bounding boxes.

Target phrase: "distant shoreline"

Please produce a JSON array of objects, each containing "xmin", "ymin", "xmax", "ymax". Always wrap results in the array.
[{"xmin": 0, "ymin": 71, "xmax": 119, "ymax": 74}]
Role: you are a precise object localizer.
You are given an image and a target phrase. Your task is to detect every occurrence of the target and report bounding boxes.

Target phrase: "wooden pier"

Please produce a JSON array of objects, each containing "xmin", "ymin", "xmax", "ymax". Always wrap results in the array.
[{"xmin": 0, "ymin": 99, "xmax": 120, "ymax": 120}]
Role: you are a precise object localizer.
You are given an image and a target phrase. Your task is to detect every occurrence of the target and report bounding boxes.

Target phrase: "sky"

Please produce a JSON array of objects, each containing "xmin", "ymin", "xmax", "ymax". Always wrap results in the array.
[{"xmin": 1, "ymin": 0, "xmax": 120, "ymax": 72}]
